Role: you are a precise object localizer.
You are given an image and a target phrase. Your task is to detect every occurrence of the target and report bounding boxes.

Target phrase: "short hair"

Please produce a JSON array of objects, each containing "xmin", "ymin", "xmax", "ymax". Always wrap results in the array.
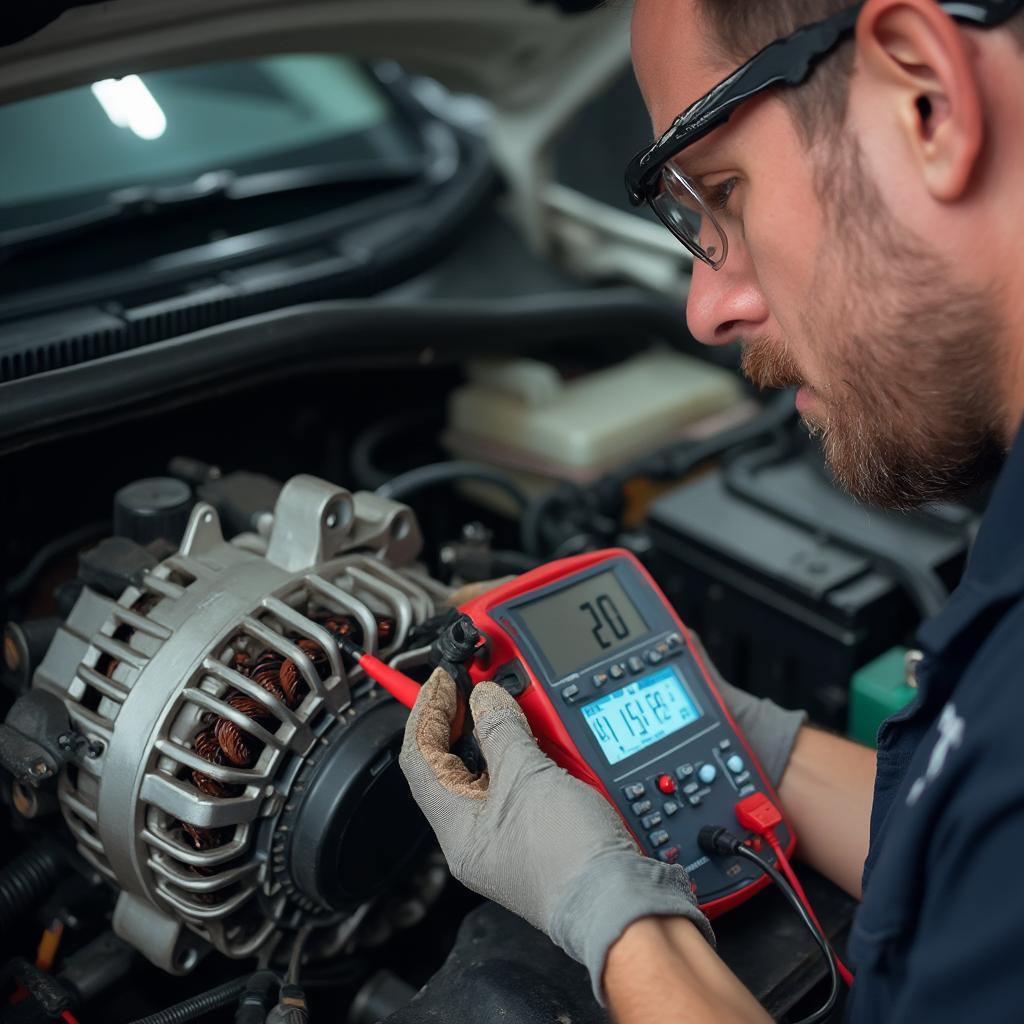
[{"xmin": 694, "ymin": 0, "xmax": 1024, "ymax": 144}]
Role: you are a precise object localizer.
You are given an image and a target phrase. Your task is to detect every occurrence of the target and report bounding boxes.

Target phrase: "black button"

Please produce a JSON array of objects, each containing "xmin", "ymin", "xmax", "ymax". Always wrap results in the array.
[
  {"xmin": 666, "ymin": 633, "xmax": 682, "ymax": 649},
  {"xmin": 656, "ymin": 641, "xmax": 670, "ymax": 655},
  {"xmin": 562, "ymin": 684, "xmax": 580, "ymax": 704},
  {"xmin": 632, "ymin": 799, "xmax": 653, "ymax": 815},
  {"xmin": 641, "ymin": 812, "xmax": 663, "ymax": 829},
  {"xmin": 682, "ymin": 782, "xmax": 699, "ymax": 795},
  {"xmin": 662, "ymin": 800, "xmax": 679, "ymax": 816},
  {"xmin": 628, "ymin": 655, "xmax": 644, "ymax": 673},
  {"xmin": 687, "ymin": 794, "xmax": 703, "ymax": 807},
  {"xmin": 593, "ymin": 672, "xmax": 609, "ymax": 688},
  {"xmin": 718, "ymin": 739, "xmax": 732, "ymax": 750},
  {"xmin": 648, "ymin": 829, "xmax": 670, "ymax": 848},
  {"xmin": 733, "ymin": 771, "xmax": 750, "ymax": 785},
  {"xmin": 675, "ymin": 764, "xmax": 694, "ymax": 780},
  {"xmin": 610, "ymin": 663, "xmax": 625, "ymax": 680},
  {"xmin": 738, "ymin": 784, "xmax": 756, "ymax": 797},
  {"xmin": 659, "ymin": 845, "xmax": 681, "ymax": 864},
  {"xmin": 645, "ymin": 650, "xmax": 663, "ymax": 665},
  {"xmin": 623, "ymin": 783, "xmax": 646, "ymax": 800}
]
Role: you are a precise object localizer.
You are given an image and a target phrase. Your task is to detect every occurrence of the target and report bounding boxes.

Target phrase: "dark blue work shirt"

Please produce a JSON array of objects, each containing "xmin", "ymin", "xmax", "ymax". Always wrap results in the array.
[{"xmin": 847, "ymin": 425, "xmax": 1024, "ymax": 1022}]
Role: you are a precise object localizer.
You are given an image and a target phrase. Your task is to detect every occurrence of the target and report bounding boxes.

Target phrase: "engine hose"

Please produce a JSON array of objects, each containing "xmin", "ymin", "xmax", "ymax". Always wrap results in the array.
[
  {"xmin": 128, "ymin": 975, "xmax": 251, "ymax": 1024},
  {"xmin": 0, "ymin": 842, "xmax": 64, "ymax": 933},
  {"xmin": 376, "ymin": 460, "xmax": 530, "ymax": 512}
]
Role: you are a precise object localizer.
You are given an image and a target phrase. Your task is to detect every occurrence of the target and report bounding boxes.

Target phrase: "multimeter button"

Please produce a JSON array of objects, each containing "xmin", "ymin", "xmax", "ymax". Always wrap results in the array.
[
  {"xmin": 666, "ymin": 633, "xmax": 682, "ymax": 649},
  {"xmin": 656, "ymin": 641, "xmax": 671, "ymax": 655},
  {"xmin": 628, "ymin": 655, "xmax": 644, "ymax": 673},
  {"xmin": 662, "ymin": 800, "xmax": 679, "ymax": 816},
  {"xmin": 610, "ymin": 663, "xmax": 626, "ymax": 680},
  {"xmin": 593, "ymin": 672, "xmax": 609, "ymax": 688},
  {"xmin": 687, "ymin": 794, "xmax": 703, "ymax": 808},
  {"xmin": 718, "ymin": 738, "xmax": 732, "ymax": 750},
  {"xmin": 648, "ymin": 829, "xmax": 670, "ymax": 848},
  {"xmin": 562, "ymin": 684, "xmax": 580, "ymax": 704},
  {"xmin": 623, "ymin": 783, "xmax": 646, "ymax": 800},
  {"xmin": 656, "ymin": 774, "xmax": 677, "ymax": 795},
  {"xmin": 697, "ymin": 764, "xmax": 717, "ymax": 785},
  {"xmin": 682, "ymin": 782, "xmax": 699, "ymax": 796},
  {"xmin": 738, "ymin": 784, "xmax": 756, "ymax": 797},
  {"xmin": 631, "ymin": 799, "xmax": 653, "ymax": 815},
  {"xmin": 675, "ymin": 763, "xmax": 694, "ymax": 780},
  {"xmin": 733, "ymin": 771, "xmax": 751, "ymax": 785},
  {"xmin": 641, "ymin": 812, "xmax": 663, "ymax": 829},
  {"xmin": 726, "ymin": 755, "xmax": 745, "ymax": 774},
  {"xmin": 659, "ymin": 846, "xmax": 680, "ymax": 864},
  {"xmin": 645, "ymin": 649, "xmax": 663, "ymax": 666}
]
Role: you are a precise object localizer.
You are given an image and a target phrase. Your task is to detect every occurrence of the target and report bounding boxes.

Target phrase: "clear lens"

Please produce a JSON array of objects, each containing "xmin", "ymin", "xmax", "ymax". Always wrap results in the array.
[{"xmin": 650, "ymin": 163, "xmax": 728, "ymax": 270}]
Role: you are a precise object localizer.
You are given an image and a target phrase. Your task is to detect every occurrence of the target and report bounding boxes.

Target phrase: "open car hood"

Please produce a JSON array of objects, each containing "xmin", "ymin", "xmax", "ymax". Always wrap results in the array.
[{"xmin": 0, "ymin": 0, "xmax": 624, "ymax": 111}]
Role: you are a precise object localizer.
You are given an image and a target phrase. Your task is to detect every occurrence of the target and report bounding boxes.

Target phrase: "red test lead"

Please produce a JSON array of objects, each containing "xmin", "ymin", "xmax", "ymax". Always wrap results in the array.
[
  {"xmin": 334, "ymin": 634, "xmax": 422, "ymax": 710},
  {"xmin": 735, "ymin": 792, "xmax": 854, "ymax": 988}
]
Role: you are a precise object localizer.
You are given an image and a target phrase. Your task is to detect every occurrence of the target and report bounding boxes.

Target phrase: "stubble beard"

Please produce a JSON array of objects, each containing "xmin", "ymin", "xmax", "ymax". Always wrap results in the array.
[{"xmin": 741, "ymin": 141, "xmax": 1006, "ymax": 510}]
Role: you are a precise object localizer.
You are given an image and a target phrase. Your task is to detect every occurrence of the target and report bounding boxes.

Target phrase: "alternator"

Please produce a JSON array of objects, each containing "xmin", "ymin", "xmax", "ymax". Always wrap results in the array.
[{"xmin": 32, "ymin": 476, "xmax": 448, "ymax": 972}]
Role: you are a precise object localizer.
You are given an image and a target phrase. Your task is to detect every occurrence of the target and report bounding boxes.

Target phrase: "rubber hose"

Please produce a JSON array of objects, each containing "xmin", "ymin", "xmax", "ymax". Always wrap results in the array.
[
  {"xmin": 0, "ymin": 842, "xmax": 64, "ymax": 933},
  {"xmin": 377, "ymin": 460, "xmax": 529, "ymax": 512},
  {"xmin": 128, "ymin": 976, "xmax": 251, "ymax": 1024}
]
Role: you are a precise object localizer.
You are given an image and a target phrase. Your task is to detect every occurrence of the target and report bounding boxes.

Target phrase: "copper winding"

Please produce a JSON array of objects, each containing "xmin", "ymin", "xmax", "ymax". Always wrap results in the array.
[{"xmin": 179, "ymin": 615, "xmax": 395, "ymax": 853}]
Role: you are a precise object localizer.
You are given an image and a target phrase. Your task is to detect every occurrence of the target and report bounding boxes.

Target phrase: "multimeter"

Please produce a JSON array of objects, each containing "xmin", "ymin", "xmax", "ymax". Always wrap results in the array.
[{"xmin": 457, "ymin": 548, "xmax": 796, "ymax": 917}]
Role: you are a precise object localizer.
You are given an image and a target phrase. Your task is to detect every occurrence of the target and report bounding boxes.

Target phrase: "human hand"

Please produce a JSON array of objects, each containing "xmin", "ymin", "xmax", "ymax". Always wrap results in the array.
[{"xmin": 399, "ymin": 668, "xmax": 713, "ymax": 1002}]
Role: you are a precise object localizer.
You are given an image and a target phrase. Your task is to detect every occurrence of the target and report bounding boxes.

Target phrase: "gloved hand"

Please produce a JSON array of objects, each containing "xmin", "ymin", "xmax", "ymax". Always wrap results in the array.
[
  {"xmin": 687, "ymin": 631, "xmax": 807, "ymax": 788},
  {"xmin": 400, "ymin": 669, "xmax": 714, "ymax": 1002}
]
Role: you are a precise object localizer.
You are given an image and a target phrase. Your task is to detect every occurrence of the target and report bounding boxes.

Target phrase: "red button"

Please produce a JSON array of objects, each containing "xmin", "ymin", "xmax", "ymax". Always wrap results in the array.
[{"xmin": 657, "ymin": 774, "xmax": 677, "ymax": 795}]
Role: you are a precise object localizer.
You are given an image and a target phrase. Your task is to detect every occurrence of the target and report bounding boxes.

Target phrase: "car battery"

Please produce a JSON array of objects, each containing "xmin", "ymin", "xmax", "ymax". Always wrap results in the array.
[{"xmin": 644, "ymin": 452, "xmax": 973, "ymax": 731}]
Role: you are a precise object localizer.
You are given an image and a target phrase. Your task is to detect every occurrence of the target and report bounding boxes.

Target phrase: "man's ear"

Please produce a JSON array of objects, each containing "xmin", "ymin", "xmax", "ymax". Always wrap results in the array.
[{"xmin": 855, "ymin": 0, "xmax": 984, "ymax": 201}]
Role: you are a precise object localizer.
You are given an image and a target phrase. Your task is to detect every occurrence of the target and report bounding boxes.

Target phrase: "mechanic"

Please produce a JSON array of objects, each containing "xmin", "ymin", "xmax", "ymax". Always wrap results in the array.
[{"xmin": 400, "ymin": 0, "xmax": 1024, "ymax": 1020}]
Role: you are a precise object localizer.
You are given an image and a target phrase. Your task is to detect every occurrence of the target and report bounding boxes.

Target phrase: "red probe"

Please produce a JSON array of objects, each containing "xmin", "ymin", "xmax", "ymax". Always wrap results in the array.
[
  {"xmin": 336, "ymin": 635, "xmax": 421, "ymax": 709},
  {"xmin": 337, "ymin": 635, "xmax": 469, "ymax": 741}
]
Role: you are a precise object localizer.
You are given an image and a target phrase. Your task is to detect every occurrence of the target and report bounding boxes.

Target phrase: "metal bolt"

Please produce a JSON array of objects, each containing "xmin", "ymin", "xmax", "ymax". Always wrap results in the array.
[
  {"xmin": 30, "ymin": 760, "xmax": 50, "ymax": 778},
  {"xmin": 461, "ymin": 522, "xmax": 492, "ymax": 545}
]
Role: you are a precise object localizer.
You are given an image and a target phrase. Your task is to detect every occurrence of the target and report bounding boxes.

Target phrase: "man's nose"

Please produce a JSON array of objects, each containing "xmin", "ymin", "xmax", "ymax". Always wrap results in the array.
[{"xmin": 685, "ymin": 244, "xmax": 770, "ymax": 347}]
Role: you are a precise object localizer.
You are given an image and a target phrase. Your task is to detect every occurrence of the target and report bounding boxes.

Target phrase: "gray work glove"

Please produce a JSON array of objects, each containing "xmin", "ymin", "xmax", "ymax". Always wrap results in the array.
[
  {"xmin": 400, "ymin": 668, "xmax": 714, "ymax": 1003},
  {"xmin": 687, "ymin": 631, "xmax": 807, "ymax": 787}
]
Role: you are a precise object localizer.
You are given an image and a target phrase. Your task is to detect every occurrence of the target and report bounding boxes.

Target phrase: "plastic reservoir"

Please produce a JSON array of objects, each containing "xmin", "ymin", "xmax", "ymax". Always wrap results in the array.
[{"xmin": 445, "ymin": 349, "xmax": 748, "ymax": 494}]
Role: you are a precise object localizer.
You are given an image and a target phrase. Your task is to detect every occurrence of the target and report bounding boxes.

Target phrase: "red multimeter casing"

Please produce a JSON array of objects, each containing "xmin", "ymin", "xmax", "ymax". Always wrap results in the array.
[{"xmin": 459, "ymin": 548, "xmax": 795, "ymax": 918}]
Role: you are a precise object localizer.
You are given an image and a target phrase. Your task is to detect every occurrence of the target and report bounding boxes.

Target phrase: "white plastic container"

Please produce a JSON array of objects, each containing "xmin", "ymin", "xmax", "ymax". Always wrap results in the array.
[{"xmin": 444, "ymin": 348, "xmax": 752, "ymax": 510}]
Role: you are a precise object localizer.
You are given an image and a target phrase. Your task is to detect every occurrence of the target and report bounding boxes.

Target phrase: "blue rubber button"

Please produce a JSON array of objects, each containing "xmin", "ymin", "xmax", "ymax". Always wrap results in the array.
[
  {"xmin": 698, "ymin": 764, "xmax": 717, "ymax": 784},
  {"xmin": 726, "ymin": 755, "xmax": 744, "ymax": 774}
]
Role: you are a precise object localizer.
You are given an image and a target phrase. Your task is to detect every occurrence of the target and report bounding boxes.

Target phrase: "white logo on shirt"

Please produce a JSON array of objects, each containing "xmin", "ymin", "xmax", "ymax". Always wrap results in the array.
[{"xmin": 906, "ymin": 702, "xmax": 964, "ymax": 807}]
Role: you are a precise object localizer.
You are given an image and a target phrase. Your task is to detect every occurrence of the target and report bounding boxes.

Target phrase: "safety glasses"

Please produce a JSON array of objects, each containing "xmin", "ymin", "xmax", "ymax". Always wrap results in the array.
[{"xmin": 625, "ymin": 0, "xmax": 1024, "ymax": 270}]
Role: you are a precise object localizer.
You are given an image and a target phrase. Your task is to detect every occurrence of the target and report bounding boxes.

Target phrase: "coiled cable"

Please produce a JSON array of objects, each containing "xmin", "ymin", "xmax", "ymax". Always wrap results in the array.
[
  {"xmin": 0, "ymin": 842, "xmax": 64, "ymax": 933},
  {"xmin": 127, "ymin": 975, "xmax": 251, "ymax": 1024}
]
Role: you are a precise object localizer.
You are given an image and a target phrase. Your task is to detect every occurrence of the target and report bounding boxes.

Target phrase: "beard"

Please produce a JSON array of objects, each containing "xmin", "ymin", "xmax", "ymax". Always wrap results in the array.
[{"xmin": 739, "ymin": 143, "xmax": 1006, "ymax": 510}]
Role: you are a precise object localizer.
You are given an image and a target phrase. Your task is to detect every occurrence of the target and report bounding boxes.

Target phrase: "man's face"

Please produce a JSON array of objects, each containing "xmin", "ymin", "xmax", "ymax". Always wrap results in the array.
[{"xmin": 631, "ymin": 0, "xmax": 1005, "ymax": 508}]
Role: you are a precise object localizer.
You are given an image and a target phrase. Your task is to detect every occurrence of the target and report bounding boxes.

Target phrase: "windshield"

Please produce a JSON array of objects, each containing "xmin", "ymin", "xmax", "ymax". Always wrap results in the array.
[{"xmin": 0, "ymin": 54, "xmax": 418, "ymax": 229}]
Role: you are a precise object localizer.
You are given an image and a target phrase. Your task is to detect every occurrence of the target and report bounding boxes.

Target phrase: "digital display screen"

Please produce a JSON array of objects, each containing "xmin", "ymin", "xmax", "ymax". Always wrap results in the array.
[
  {"xmin": 580, "ymin": 666, "xmax": 701, "ymax": 766},
  {"xmin": 515, "ymin": 570, "xmax": 649, "ymax": 679}
]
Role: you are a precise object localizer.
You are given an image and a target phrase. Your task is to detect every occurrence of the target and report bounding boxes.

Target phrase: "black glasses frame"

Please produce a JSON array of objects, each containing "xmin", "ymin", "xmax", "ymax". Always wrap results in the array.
[{"xmin": 625, "ymin": 0, "xmax": 1024, "ymax": 208}]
